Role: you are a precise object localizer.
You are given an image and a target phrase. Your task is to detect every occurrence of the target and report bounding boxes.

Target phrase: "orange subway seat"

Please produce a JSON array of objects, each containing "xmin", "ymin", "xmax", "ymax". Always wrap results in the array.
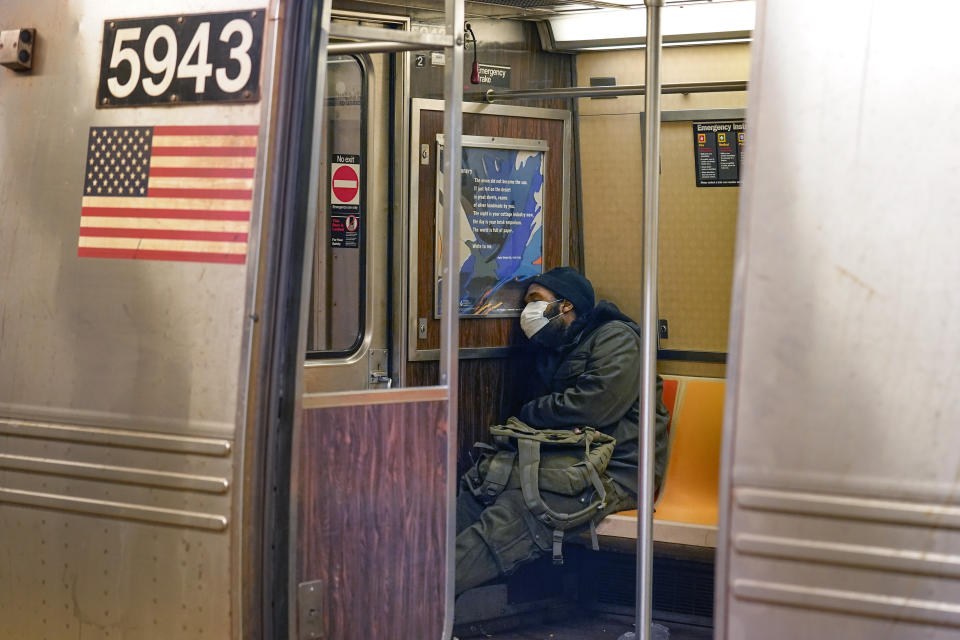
[
  {"xmin": 654, "ymin": 376, "xmax": 680, "ymax": 503},
  {"xmin": 605, "ymin": 377, "xmax": 725, "ymax": 530},
  {"xmin": 604, "ymin": 375, "xmax": 680, "ymax": 521},
  {"xmin": 652, "ymin": 379, "xmax": 725, "ymax": 526},
  {"xmin": 661, "ymin": 377, "xmax": 680, "ymax": 436}
]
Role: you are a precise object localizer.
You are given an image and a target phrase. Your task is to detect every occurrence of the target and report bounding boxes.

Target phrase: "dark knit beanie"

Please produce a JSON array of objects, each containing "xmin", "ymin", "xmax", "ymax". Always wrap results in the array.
[{"xmin": 524, "ymin": 266, "xmax": 595, "ymax": 314}]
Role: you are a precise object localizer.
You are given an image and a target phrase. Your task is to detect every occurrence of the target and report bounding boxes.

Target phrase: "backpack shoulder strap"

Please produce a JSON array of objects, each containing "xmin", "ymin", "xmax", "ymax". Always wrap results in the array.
[
  {"xmin": 516, "ymin": 437, "xmax": 608, "ymax": 564},
  {"xmin": 464, "ymin": 449, "xmax": 516, "ymax": 505}
]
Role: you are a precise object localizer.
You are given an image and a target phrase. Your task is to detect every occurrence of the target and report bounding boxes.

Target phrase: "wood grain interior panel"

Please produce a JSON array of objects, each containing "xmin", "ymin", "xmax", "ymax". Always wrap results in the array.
[
  {"xmin": 406, "ymin": 356, "xmax": 534, "ymax": 476},
  {"xmin": 415, "ymin": 109, "xmax": 570, "ymax": 353},
  {"xmin": 410, "ymin": 108, "xmax": 577, "ymax": 476},
  {"xmin": 297, "ymin": 400, "xmax": 447, "ymax": 640},
  {"xmin": 412, "ymin": 20, "xmax": 574, "ymax": 113}
]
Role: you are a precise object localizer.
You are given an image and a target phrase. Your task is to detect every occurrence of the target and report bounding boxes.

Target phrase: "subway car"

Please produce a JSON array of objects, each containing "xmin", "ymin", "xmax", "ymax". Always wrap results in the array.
[{"xmin": 1, "ymin": 0, "xmax": 958, "ymax": 638}]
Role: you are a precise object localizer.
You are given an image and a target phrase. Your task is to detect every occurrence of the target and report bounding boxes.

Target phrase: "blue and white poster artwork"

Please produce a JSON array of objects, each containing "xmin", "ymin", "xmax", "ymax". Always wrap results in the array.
[{"xmin": 436, "ymin": 138, "xmax": 546, "ymax": 317}]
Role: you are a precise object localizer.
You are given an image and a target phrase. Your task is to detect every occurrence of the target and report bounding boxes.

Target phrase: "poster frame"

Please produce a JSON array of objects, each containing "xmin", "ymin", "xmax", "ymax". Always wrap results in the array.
[
  {"xmin": 433, "ymin": 133, "xmax": 549, "ymax": 320},
  {"xmin": 408, "ymin": 99, "xmax": 571, "ymax": 362}
]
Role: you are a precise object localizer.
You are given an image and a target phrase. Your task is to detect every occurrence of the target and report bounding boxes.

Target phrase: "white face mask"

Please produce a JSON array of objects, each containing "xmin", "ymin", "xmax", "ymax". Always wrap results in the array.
[{"xmin": 520, "ymin": 300, "xmax": 566, "ymax": 338}]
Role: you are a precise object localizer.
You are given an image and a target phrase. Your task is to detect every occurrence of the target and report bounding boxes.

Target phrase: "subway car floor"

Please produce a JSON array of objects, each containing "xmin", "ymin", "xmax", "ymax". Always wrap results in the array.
[
  {"xmin": 455, "ymin": 549, "xmax": 716, "ymax": 640},
  {"xmin": 458, "ymin": 614, "xmax": 712, "ymax": 639}
]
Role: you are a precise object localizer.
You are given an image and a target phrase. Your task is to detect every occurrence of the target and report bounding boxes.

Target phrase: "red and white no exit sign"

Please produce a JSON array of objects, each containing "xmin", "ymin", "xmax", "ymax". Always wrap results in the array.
[{"xmin": 331, "ymin": 154, "xmax": 360, "ymax": 205}]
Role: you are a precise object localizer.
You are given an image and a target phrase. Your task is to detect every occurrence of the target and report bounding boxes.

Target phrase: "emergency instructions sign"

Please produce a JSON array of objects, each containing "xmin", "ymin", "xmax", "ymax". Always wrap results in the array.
[
  {"xmin": 693, "ymin": 121, "xmax": 745, "ymax": 187},
  {"xmin": 330, "ymin": 154, "xmax": 361, "ymax": 248}
]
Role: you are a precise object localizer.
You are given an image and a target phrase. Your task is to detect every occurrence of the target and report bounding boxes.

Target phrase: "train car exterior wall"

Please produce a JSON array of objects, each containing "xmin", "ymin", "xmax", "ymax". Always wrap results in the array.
[{"xmin": 0, "ymin": 1, "xmax": 282, "ymax": 637}]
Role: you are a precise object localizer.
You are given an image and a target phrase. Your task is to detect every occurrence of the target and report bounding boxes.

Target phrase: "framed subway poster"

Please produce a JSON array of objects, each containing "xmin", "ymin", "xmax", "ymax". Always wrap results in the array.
[{"xmin": 435, "ymin": 135, "xmax": 547, "ymax": 318}]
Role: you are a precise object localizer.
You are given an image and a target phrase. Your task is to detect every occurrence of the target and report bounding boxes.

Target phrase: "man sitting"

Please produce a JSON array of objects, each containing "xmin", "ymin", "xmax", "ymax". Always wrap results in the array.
[{"xmin": 455, "ymin": 266, "xmax": 670, "ymax": 595}]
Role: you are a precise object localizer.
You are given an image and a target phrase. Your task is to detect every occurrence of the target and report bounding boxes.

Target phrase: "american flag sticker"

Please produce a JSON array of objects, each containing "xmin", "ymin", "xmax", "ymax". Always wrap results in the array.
[{"xmin": 78, "ymin": 125, "xmax": 259, "ymax": 264}]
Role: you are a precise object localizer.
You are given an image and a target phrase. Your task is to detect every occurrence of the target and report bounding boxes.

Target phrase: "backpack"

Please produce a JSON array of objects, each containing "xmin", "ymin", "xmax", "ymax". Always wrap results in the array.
[{"xmin": 463, "ymin": 417, "xmax": 617, "ymax": 564}]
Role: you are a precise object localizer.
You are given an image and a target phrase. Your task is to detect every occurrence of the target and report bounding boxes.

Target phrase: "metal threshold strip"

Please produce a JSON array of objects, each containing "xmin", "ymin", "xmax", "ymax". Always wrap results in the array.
[{"xmin": 486, "ymin": 80, "xmax": 747, "ymax": 102}]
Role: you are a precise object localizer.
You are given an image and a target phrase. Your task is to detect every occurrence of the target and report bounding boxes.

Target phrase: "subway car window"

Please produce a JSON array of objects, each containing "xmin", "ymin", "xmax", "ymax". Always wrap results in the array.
[{"xmin": 307, "ymin": 54, "xmax": 366, "ymax": 356}]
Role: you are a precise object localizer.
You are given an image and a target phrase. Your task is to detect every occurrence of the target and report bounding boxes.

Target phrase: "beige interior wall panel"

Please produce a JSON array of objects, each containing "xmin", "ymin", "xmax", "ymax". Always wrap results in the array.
[
  {"xmin": 658, "ymin": 121, "xmax": 738, "ymax": 353},
  {"xmin": 577, "ymin": 43, "xmax": 751, "ymax": 116},
  {"xmin": 577, "ymin": 44, "xmax": 749, "ymax": 376},
  {"xmin": 579, "ymin": 113, "xmax": 645, "ymax": 320},
  {"xmin": 658, "ymin": 361, "xmax": 726, "ymax": 379}
]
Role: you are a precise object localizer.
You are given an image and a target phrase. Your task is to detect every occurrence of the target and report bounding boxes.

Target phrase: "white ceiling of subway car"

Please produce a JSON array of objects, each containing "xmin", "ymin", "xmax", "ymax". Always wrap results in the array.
[
  {"xmin": 533, "ymin": 0, "xmax": 756, "ymax": 51},
  {"xmin": 468, "ymin": 0, "xmax": 750, "ymax": 11},
  {"xmin": 458, "ymin": 0, "xmax": 756, "ymax": 51}
]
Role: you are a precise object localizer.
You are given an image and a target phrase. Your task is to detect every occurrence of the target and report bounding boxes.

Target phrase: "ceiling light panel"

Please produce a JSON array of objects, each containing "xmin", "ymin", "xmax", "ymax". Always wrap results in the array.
[{"xmin": 545, "ymin": 0, "xmax": 755, "ymax": 50}]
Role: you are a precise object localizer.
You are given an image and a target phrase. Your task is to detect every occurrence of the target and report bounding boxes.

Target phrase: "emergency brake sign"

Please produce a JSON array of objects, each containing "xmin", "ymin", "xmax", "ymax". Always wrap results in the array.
[{"xmin": 330, "ymin": 153, "xmax": 361, "ymax": 248}]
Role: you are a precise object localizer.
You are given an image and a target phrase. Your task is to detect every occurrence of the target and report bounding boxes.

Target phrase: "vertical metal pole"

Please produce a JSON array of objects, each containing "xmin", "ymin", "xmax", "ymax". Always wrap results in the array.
[
  {"xmin": 440, "ymin": 0, "xmax": 464, "ymax": 637},
  {"xmin": 440, "ymin": 0, "xmax": 464, "ymax": 389},
  {"xmin": 395, "ymin": 45, "xmax": 412, "ymax": 388},
  {"xmin": 637, "ymin": 1, "xmax": 663, "ymax": 639}
]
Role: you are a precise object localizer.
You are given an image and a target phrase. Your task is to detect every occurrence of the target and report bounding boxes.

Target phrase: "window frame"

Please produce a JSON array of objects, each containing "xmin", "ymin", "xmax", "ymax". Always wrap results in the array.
[{"xmin": 306, "ymin": 52, "xmax": 370, "ymax": 360}]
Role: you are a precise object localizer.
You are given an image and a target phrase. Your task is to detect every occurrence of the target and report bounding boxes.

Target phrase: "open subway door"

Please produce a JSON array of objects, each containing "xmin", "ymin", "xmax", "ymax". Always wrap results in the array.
[
  {"xmin": 287, "ymin": 6, "xmax": 465, "ymax": 640},
  {"xmin": 717, "ymin": 3, "xmax": 960, "ymax": 639},
  {"xmin": 0, "ymin": 1, "xmax": 460, "ymax": 638}
]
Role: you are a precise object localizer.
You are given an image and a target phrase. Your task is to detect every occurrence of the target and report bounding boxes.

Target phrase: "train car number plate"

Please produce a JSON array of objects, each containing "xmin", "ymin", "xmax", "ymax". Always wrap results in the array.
[{"xmin": 96, "ymin": 10, "xmax": 266, "ymax": 108}]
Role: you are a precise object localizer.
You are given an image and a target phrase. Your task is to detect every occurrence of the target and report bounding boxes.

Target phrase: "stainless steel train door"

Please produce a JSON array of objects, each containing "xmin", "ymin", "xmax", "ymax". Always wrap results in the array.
[
  {"xmin": 717, "ymin": 2, "xmax": 960, "ymax": 638},
  {"xmin": 0, "ymin": 1, "xmax": 283, "ymax": 638}
]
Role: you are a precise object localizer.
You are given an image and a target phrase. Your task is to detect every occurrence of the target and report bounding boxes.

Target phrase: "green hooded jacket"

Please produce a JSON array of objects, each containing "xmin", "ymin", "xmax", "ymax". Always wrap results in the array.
[{"xmin": 517, "ymin": 300, "xmax": 671, "ymax": 496}]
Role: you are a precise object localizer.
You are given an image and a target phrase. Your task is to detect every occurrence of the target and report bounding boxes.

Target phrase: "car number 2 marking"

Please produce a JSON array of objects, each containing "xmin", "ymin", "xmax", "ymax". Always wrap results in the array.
[{"xmin": 97, "ymin": 10, "xmax": 265, "ymax": 108}]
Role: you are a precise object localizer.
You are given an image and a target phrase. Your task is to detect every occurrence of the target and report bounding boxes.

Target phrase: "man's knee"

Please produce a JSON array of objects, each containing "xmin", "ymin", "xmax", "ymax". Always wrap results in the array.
[
  {"xmin": 456, "ymin": 490, "xmax": 485, "ymax": 534},
  {"xmin": 455, "ymin": 478, "xmax": 632, "ymax": 594},
  {"xmin": 468, "ymin": 490, "xmax": 550, "ymax": 574},
  {"xmin": 455, "ymin": 493, "xmax": 544, "ymax": 595}
]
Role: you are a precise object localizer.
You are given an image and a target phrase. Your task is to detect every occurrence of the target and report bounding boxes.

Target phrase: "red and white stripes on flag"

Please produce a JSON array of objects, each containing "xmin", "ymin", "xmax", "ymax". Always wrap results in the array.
[{"xmin": 78, "ymin": 125, "xmax": 259, "ymax": 264}]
